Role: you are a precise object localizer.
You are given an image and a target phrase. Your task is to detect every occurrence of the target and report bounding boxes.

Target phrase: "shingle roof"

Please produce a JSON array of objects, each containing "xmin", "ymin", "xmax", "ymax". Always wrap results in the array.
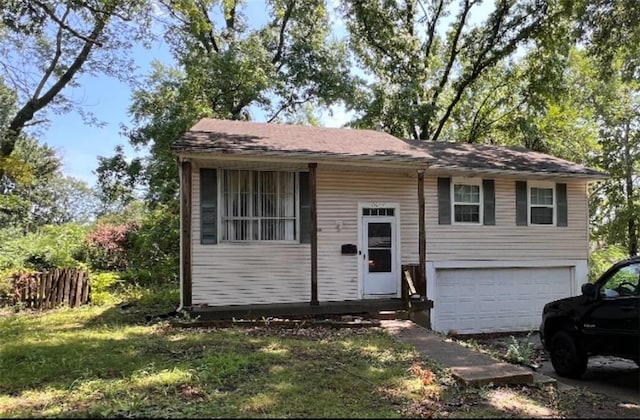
[
  {"xmin": 407, "ymin": 140, "xmax": 607, "ymax": 178},
  {"xmin": 172, "ymin": 118, "xmax": 433, "ymax": 162},
  {"xmin": 173, "ymin": 118, "xmax": 607, "ymax": 178}
]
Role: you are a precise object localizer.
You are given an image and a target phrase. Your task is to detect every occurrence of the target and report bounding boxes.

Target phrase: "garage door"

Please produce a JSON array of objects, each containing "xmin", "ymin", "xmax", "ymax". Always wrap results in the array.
[{"xmin": 434, "ymin": 267, "xmax": 573, "ymax": 334}]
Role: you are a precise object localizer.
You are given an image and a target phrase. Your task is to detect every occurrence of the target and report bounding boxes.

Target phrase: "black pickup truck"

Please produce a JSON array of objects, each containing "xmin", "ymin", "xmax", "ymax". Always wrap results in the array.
[{"xmin": 539, "ymin": 256, "xmax": 640, "ymax": 378}]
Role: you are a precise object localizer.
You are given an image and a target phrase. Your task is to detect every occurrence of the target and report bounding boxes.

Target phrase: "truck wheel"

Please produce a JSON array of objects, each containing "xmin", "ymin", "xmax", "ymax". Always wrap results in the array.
[{"xmin": 550, "ymin": 331, "xmax": 587, "ymax": 379}]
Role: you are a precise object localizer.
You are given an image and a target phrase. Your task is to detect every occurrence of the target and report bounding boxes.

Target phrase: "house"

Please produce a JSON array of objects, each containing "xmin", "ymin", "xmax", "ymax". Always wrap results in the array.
[{"xmin": 171, "ymin": 118, "xmax": 607, "ymax": 334}]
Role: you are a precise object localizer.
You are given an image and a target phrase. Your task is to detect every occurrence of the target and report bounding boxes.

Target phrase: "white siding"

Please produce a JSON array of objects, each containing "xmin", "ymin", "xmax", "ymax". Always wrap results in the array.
[
  {"xmin": 425, "ymin": 177, "xmax": 589, "ymax": 261},
  {"xmin": 189, "ymin": 162, "xmax": 592, "ymax": 307},
  {"xmin": 190, "ymin": 166, "xmax": 421, "ymax": 306},
  {"xmin": 316, "ymin": 170, "xmax": 419, "ymax": 301},
  {"xmin": 191, "ymin": 165, "xmax": 310, "ymax": 306}
]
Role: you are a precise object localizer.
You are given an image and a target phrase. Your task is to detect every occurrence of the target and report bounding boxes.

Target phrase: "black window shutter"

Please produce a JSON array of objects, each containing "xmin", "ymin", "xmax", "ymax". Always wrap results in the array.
[
  {"xmin": 299, "ymin": 172, "xmax": 311, "ymax": 243},
  {"xmin": 200, "ymin": 169, "xmax": 217, "ymax": 244},
  {"xmin": 437, "ymin": 177, "xmax": 451, "ymax": 225},
  {"xmin": 515, "ymin": 180, "xmax": 528, "ymax": 226},
  {"xmin": 483, "ymin": 179, "xmax": 495, "ymax": 225},
  {"xmin": 557, "ymin": 183, "xmax": 568, "ymax": 227}
]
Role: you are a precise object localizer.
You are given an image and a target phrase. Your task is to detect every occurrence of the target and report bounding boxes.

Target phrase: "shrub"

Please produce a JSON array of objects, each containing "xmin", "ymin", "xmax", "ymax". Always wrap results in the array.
[
  {"xmin": 86, "ymin": 222, "xmax": 138, "ymax": 271},
  {"xmin": 0, "ymin": 223, "xmax": 90, "ymax": 272},
  {"xmin": 0, "ymin": 268, "xmax": 15, "ymax": 305},
  {"xmin": 126, "ymin": 204, "xmax": 179, "ymax": 284},
  {"xmin": 90, "ymin": 271, "xmax": 124, "ymax": 306},
  {"xmin": 85, "ymin": 205, "xmax": 179, "ymax": 286}
]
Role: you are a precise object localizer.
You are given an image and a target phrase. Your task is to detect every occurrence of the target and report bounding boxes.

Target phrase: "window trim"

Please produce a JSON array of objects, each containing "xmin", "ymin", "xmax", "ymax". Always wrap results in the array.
[
  {"xmin": 217, "ymin": 169, "xmax": 301, "ymax": 243},
  {"xmin": 528, "ymin": 181, "xmax": 556, "ymax": 226},
  {"xmin": 451, "ymin": 177, "xmax": 483, "ymax": 225}
]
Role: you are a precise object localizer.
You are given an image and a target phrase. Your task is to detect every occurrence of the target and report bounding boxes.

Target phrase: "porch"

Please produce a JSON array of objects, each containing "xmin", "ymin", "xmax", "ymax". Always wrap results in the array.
[
  {"xmin": 189, "ymin": 296, "xmax": 433, "ymax": 321},
  {"xmin": 189, "ymin": 264, "xmax": 433, "ymax": 322}
]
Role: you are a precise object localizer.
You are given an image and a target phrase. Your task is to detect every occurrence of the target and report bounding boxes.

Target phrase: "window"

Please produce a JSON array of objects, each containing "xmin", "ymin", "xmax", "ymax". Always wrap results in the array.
[
  {"xmin": 600, "ymin": 262, "xmax": 639, "ymax": 298},
  {"xmin": 363, "ymin": 208, "xmax": 395, "ymax": 216},
  {"xmin": 529, "ymin": 183, "xmax": 554, "ymax": 225},
  {"xmin": 438, "ymin": 177, "xmax": 494, "ymax": 225},
  {"xmin": 221, "ymin": 170, "xmax": 297, "ymax": 241},
  {"xmin": 452, "ymin": 178, "xmax": 482, "ymax": 224}
]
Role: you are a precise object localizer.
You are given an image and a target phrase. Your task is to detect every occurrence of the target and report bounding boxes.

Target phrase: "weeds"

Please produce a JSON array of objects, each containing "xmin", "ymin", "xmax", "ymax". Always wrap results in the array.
[{"xmin": 504, "ymin": 332, "xmax": 536, "ymax": 367}]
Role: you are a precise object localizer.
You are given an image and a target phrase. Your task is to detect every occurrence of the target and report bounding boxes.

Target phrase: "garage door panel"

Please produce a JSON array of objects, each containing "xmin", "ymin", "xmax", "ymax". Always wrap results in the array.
[{"xmin": 434, "ymin": 266, "xmax": 572, "ymax": 334}]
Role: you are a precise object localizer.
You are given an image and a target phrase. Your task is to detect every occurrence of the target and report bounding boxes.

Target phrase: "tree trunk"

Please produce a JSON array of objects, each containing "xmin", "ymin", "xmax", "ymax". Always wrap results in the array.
[{"xmin": 623, "ymin": 121, "xmax": 638, "ymax": 256}]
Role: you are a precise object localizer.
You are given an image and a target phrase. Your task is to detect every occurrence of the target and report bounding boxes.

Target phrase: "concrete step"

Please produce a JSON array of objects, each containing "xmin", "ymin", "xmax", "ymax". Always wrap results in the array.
[
  {"xmin": 451, "ymin": 362, "xmax": 534, "ymax": 387},
  {"xmin": 370, "ymin": 310, "xmax": 410, "ymax": 320},
  {"xmin": 532, "ymin": 371, "xmax": 558, "ymax": 388}
]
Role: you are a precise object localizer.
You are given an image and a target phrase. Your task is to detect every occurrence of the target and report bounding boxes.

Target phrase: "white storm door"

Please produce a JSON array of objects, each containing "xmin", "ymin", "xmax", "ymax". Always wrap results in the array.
[{"xmin": 362, "ymin": 216, "xmax": 398, "ymax": 296}]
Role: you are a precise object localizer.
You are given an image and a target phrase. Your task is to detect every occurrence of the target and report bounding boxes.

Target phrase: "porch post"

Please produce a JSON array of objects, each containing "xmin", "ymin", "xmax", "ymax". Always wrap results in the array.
[
  {"xmin": 181, "ymin": 159, "xmax": 192, "ymax": 308},
  {"xmin": 417, "ymin": 169, "xmax": 426, "ymax": 296},
  {"xmin": 309, "ymin": 162, "xmax": 319, "ymax": 305}
]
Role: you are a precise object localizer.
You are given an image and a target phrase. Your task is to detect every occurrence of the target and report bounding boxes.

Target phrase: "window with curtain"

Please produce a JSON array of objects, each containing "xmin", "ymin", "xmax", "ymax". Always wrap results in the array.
[{"xmin": 221, "ymin": 170, "xmax": 296, "ymax": 241}]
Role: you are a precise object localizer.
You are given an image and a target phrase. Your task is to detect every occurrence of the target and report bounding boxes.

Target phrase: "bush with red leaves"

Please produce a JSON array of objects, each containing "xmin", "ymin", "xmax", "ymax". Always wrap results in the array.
[{"xmin": 86, "ymin": 222, "xmax": 138, "ymax": 271}]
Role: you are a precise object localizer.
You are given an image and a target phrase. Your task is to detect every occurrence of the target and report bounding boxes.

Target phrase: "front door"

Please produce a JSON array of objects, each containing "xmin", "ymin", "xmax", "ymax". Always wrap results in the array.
[{"xmin": 362, "ymin": 211, "xmax": 398, "ymax": 296}]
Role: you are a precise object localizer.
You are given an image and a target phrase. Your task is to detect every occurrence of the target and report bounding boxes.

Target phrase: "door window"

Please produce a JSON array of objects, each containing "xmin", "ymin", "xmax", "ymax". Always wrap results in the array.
[{"xmin": 367, "ymin": 222, "xmax": 392, "ymax": 273}]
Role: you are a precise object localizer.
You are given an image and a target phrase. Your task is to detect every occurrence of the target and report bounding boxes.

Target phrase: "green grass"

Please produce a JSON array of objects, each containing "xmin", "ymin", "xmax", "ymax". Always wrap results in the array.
[
  {"xmin": 0, "ymin": 296, "xmax": 429, "ymax": 418},
  {"xmin": 3, "ymin": 287, "xmax": 638, "ymax": 419}
]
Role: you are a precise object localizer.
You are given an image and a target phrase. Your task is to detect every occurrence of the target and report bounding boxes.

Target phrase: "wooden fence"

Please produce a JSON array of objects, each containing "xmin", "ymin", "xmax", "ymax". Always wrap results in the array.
[{"xmin": 10, "ymin": 269, "xmax": 91, "ymax": 309}]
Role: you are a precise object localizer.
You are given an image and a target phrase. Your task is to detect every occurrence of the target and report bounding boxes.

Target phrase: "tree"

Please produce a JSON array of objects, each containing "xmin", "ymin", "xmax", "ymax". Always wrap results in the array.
[
  {"xmin": 94, "ymin": 145, "xmax": 144, "ymax": 216},
  {"xmin": 0, "ymin": 0, "xmax": 152, "ymax": 160},
  {"xmin": 590, "ymin": 54, "xmax": 640, "ymax": 257},
  {"xmin": 572, "ymin": 0, "xmax": 640, "ymax": 82},
  {"xmin": 341, "ymin": 0, "xmax": 565, "ymax": 142},
  {"xmin": 475, "ymin": 48, "xmax": 598, "ymax": 163},
  {"xmin": 101, "ymin": 0, "xmax": 360, "ymax": 207},
  {"xmin": 0, "ymin": 137, "xmax": 98, "ymax": 232}
]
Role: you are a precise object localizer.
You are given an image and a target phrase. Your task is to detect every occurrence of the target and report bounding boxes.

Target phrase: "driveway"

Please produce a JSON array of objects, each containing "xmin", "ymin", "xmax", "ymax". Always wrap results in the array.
[
  {"xmin": 536, "ymin": 355, "xmax": 640, "ymax": 405},
  {"xmin": 467, "ymin": 332, "xmax": 640, "ymax": 405},
  {"xmin": 526, "ymin": 332, "xmax": 639, "ymax": 405}
]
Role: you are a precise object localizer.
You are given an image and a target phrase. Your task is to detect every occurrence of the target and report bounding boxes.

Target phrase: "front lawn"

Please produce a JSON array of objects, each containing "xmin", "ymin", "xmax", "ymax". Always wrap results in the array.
[
  {"xmin": 0, "ymin": 300, "xmax": 430, "ymax": 418},
  {"xmin": 1, "ymin": 292, "xmax": 639, "ymax": 418}
]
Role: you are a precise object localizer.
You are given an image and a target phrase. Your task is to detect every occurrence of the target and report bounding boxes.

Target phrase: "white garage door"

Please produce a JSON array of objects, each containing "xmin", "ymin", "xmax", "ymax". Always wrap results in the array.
[{"xmin": 434, "ymin": 266, "xmax": 573, "ymax": 334}]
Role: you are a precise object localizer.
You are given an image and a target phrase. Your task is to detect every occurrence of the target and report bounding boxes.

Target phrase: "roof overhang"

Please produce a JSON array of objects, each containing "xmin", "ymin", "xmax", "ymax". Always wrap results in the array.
[
  {"xmin": 426, "ymin": 165, "xmax": 609, "ymax": 181},
  {"xmin": 175, "ymin": 149, "xmax": 432, "ymax": 171},
  {"xmin": 175, "ymin": 149, "xmax": 608, "ymax": 181}
]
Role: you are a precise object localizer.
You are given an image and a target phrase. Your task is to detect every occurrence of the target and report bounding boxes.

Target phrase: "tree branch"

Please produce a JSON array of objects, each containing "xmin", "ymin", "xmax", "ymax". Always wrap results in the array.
[
  {"xmin": 430, "ymin": 1, "xmax": 473, "ymax": 109},
  {"xmin": 224, "ymin": 0, "xmax": 237, "ymax": 40},
  {"xmin": 5, "ymin": 7, "xmax": 112, "ymax": 156},
  {"xmin": 419, "ymin": 0, "xmax": 444, "ymax": 66},
  {"xmin": 32, "ymin": 5, "xmax": 70, "ymax": 101},
  {"xmin": 267, "ymin": 96, "xmax": 312, "ymax": 123},
  {"xmin": 419, "ymin": 0, "xmax": 474, "ymax": 139},
  {"xmin": 196, "ymin": 0, "xmax": 219, "ymax": 53},
  {"xmin": 350, "ymin": 2, "xmax": 406, "ymax": 73},
  {"xmin": 272, "ymin": 0, "xmax": 296, "ymax": 65},
  {"xmin": 32, "ymin": 0, "xmax": 104, "ymax": 47},
  {"xmin": 430, "ymin": 1, "xmax": 547, "ymax": 142}
]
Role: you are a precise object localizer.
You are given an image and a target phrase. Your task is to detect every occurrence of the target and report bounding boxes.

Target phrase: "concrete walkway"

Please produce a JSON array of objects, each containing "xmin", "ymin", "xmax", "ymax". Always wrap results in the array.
[{"xmin": 381, "ymin": 319, "xmax": 540, "ymax": 386}]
